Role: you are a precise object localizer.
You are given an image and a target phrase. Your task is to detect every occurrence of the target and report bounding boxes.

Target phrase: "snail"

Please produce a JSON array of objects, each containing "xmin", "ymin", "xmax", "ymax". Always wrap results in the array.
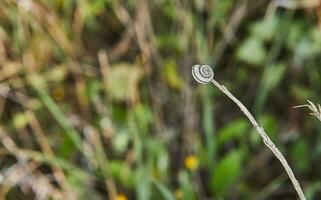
[{"xmin": 192, "ymin": 64, "xmax": 214, "ymax": 84}]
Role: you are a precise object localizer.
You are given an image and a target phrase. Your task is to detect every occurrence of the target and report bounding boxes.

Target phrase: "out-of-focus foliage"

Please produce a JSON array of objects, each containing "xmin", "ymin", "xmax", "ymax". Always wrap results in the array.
[{"xmin": 0, "ymin": 0, "xmax": 321, "ymax": 199}]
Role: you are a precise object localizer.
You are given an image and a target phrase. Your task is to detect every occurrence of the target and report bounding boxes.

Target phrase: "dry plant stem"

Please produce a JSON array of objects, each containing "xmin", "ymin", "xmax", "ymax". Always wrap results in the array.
[
  {"xmin": 211, "ymin": 79, "xmax": 306, "ymax": 200},
  {"xmin": 294, "ymin": 100, "xmax": 321, "ymax": 122}
]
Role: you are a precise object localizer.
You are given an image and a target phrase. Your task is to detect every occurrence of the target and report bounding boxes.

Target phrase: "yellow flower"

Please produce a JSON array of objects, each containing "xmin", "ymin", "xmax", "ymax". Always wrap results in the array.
[
  {"xmin": 52, "ymin": 87, "xmax": 64, "ymax": 101},
  {"xmin": 184, "ymin": 154, "xmax": 199, "ymax": 170},
  {"xmin": 116, "ymin": 194, "xmax": 128, "ymax": 200},
  {"xmin": 175, "ymin": 189, "xmax": 183, "ymax": 199}
]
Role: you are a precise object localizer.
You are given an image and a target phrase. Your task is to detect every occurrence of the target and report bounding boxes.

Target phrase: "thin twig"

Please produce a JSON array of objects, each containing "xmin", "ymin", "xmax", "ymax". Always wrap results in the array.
[{"xmin": 211, "ymin": 79, "xmax": 306, "ymax": 200}]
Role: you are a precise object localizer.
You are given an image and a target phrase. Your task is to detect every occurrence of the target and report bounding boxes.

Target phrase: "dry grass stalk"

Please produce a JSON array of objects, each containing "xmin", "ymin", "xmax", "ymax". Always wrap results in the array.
[
  {"xmin": 192, "ymin": 65, "xmax": 306, "ymax": 200},
  {"xmin": 294, "ymin": 100, "xmax": 321, "ymax": 122}
]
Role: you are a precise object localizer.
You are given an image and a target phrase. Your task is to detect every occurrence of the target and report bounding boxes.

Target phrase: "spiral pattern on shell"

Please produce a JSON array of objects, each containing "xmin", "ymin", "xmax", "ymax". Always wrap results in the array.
[{"xmin": 192, "ymin": 64, "xmax": 214, "ymax": 84}]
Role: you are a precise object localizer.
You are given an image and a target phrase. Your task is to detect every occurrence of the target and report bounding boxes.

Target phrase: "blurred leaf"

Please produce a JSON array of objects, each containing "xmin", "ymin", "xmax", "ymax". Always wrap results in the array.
[
  {"xmin": 291, "ymin": 140, "xmax": 310, "ymax": 172},
  {"xmin": 57, "ymin": 135, "xmax": 75, "ymax": 159},
  {"xmin": 178, "ymin": 171, "xmax": 196, "ymax": 200},
  {"xmin": 250, "ymin": 15, "xmax": 278, "ymax": 41},
  {"xmin": 255, "ymin": 63, "xmax": 286, "ymax": 114},
  {"xmin": 151, "ymin": 178, "xmax": 176, "ymax": 200},
  {"xmin": 293, "ymin": 38, "xmax": 315, "ymax": 65},
  {"xmin": 87, "ymin": 79, "xmax": 103, "ymax": 102},
  {"xmin": 108, "ymin": 63, "xmax": 143, "ymax": 102},
  {"xmin": 110, "ymin": 160, "xmax": 135, "ymax": 188},
  {"xmin": 157, "ymin": 151, "xmax": 169, "ymax": 176},
  {"xmin": 12, "ymin": 112, "xmax": 28, "ymax": 129},
  {"xmin": 195, "ymin": 30, "xmax": 209, "ymax": 62},
  {"xmin": 44, "ymin": 66, "xmax": 68, "ymax": 82},
  {"xmin": 201, "ymin": 87, "xmax": 215, "ymax": 165},
  {"xmin": 133, "ymin": 104, "xmax": 153, "ymax": 135},
  {"xmin": 156, "ymin": 35, "xmax": 183, "ymax": 55},
  {"xmin": 262, "ymin": 63, "xmax": 286, "ymax": 91},
  {"xmin": 113, "ymin": 129, "xmax": 130, "ymax": 154},
  {"xmin": 83, "ymin": 0, "xmax": 111, "ymax": 22},
  {"xmin": 162, "ymin": 59, "xmax": 183, "ymax": 90},
  {"xmin": 211, "ymin": 150, "xmax": 243, "ymax": 196},
  {"xmin": 236, "ymin": 67, "xmax": 249, "ymax": 82},
  {"xmin": 237, "ymin": 38, "xmax": 266, "ymax": 65},
  {"xmin": 162, "ymin": 2, "xmax": 177, "ymax": 20},
  {"xmin": 113, "ymin": 104, "xmax": 128, "ymax": 123},
  {"xmin": 209, "ymin": 0, "xmax": 234, "ymax": 24},
  {"xmin": 146, "ymin": 139, "xmax": 169, "ymax": 173},
  {"xmin": 286, "ymin": 22, "xmax": 304, "ymax": 49},
  {"xmin": 136, "ymin": 166, "xmax": 151, "ymax": 200},
  {"xmin": 217, "ymin": 119, "xmax": 249, "ymax": 147},
  {"xmin": 311, "ymin": 28, "xmax": 321, "ymax": 47}
]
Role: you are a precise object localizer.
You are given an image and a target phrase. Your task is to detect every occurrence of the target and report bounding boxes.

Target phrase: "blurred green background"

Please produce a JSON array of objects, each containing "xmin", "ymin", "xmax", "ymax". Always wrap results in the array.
[{"xmin": 0, "ymin": 0, "xmax": 321, "ymax": 199}]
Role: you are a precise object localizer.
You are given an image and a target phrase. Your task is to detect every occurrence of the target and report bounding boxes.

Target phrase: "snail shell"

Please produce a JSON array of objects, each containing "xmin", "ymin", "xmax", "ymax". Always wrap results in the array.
[{"xmin": 192, "ymin": 64, "xmax": 214, "ymax": 84}]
